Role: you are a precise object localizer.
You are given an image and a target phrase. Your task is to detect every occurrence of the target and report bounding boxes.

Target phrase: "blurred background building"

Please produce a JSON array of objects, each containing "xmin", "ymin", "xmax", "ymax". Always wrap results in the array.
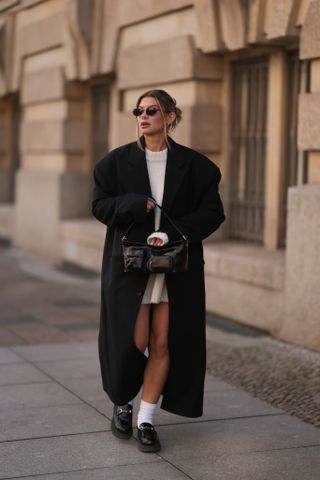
[{"xmin": 0, "ymin": 0, "xmax": 319, "ymax": 351}]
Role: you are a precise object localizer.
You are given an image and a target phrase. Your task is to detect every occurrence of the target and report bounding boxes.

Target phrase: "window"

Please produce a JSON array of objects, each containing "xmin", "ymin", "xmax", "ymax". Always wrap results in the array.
[
  {"xmin": 11, "ymin": 93, "xmax": 20, "ymax": 202},
  {"xmin": 1, "ymin": 93, "xmax": 21, "ymax": 203},
  {"xmin": 91, "ymin": 83, "xmax": 110, "ymax": 164},
  {"xmin": 229, "ymin": 58, "xmax": 268, "ymax": 243}
]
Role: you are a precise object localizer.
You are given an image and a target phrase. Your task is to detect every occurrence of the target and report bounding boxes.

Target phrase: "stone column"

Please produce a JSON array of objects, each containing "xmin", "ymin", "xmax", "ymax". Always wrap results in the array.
[
  {"xmin": 14, "ymin": 72, "xmax": 91, "ymax": 259},
  {"xmin": 2, "ymin": 0, "xmax": 94, "ymax": 259},
  {"xmin": 279, "ymin": 0, "xmax": 320, "ymax": 351},
  {"xmin": 264, "ymin": 51, "xmax": 288, "ymax": 249},
  {"xmin": 281, "ymin": 186, "xmax": 320, "ymax": 351}
]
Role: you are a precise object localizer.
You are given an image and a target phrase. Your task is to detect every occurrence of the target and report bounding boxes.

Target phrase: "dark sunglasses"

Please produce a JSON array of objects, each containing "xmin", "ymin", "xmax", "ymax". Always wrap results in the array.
[{"xmin": 132, "ymin": 106, "xmax": 160, "ymax": 117}]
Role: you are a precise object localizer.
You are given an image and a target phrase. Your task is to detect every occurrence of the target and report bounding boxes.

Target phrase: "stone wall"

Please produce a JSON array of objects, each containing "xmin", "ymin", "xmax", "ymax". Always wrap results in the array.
[{"xmin": 279, "ymin": 0, "xmax": 320, "ymax": 351}]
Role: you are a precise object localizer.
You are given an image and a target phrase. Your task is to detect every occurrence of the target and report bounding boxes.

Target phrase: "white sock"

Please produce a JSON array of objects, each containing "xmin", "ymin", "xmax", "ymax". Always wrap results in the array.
[{"xmin": 137, "ymin": 399, "xmax": 157, "ymax": 428}]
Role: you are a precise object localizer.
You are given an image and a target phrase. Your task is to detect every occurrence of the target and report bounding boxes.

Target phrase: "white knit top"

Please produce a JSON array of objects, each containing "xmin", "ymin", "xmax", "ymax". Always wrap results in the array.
[
  {"xmin": 141, "ymin": 147, "xmax": 169, "ymax": 304},
  {"xmin": 145, "ymin": 147, "xmax": 167, "ymax": 231}
]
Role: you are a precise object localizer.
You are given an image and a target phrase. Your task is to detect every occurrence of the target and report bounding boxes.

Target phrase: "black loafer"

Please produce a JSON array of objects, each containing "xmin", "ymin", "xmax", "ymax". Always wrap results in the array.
[
  {"xmin": 111, "ymin": 404, "xmax": 133, "ymax": 439},
  {"xmin": 137, "ymin": 422, "xmax": 161, "ymax": 452}
]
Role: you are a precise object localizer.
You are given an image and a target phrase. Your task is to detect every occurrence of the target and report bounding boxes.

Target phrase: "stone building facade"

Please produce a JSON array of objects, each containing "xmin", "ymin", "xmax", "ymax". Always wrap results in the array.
[{"xmin": 0, "ymin": 0, "xmax": 319, "ymax": 350}]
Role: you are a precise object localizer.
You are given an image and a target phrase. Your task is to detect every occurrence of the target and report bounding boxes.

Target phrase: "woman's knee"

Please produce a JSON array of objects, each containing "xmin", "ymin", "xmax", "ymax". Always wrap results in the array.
[
  {"xmin": 149, "ymin": 332, "xmax": 169, "ymax": 358},
  {"xmin": 149, "ymin": 302, "xmax": 169, "ymax": 357}
]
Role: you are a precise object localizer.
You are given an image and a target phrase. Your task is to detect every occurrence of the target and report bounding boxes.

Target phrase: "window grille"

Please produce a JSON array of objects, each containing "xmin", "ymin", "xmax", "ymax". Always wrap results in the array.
[{"xmin": 229, "ymin": 58, "xmax": 268, "ymax": 243}]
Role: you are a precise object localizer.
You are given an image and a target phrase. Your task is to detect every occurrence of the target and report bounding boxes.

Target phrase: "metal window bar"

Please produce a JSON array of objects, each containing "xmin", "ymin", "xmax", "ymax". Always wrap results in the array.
[
  {"xmin": 279, "ymin": 53, "xmax": 310, "ymax": 247},
  {"xmin": 229, "ymin": 58, "xmax": 268, "ymax": 243}
]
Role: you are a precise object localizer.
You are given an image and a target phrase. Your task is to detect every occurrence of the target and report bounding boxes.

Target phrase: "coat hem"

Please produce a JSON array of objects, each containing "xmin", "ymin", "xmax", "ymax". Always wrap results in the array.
[{"xmin": 160, "ymin": 398, "xmax": 203, "ymax": 418}]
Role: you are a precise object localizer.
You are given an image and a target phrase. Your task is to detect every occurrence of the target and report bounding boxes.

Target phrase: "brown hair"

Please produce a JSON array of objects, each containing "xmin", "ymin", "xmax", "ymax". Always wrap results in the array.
[{"xmin": 135, "ymin": 89, "xmax": 182, "ymax": 150}]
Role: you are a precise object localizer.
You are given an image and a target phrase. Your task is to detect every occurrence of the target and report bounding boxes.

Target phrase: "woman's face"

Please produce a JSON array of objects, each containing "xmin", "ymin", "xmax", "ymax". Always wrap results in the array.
[{"xmin": 136, "ymin": 96, "xmax": 168, "ymax": 136}]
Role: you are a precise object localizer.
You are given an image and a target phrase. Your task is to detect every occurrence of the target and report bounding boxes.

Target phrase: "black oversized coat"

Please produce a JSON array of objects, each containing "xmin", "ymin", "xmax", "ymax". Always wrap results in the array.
[{"xmin": 92, "ymin": 136, "xmax": 225, "ymax": 417}]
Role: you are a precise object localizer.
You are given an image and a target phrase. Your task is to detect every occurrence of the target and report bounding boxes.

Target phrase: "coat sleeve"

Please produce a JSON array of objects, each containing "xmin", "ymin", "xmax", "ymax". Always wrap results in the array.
[
  {"xmin": 91, "ymin": 155, "xmax": 148, "ymax": 227},
  {"xmin": 161, "ymin": 162, "xmax": 225, "ymax": 242}
]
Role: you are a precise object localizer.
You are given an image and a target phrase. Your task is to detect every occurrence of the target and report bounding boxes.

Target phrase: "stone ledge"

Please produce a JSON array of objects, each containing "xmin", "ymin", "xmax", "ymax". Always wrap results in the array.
[
  {"xmin": 21, "ymin": 119, "xmax": 87, "ymax": 153},
  {"xmin": 118, "ymin": 36, "xmax": 223, "ymax": 89},
  {"xmin": 0, "ymin": 203, "xmax": 14, "ymax": 240},
  {"xmin": 300, "ymin": 0, "xmax": 320, "ymax": 60},
  {"xmin": 204, "ymin": 241, "xmax": 285, "ymax": 291},
  {"xmin": 21, "ymin": 68, "xmax": 65, "ymax": 105},
  {"xmin": 117, "ymin": 0, "xmax": 191, "ymax": 27},
  {"xmin": 19, "ymin": 12, "xmax": 64, "ymax": 57},
  {"xmin": 264, "ymin": 0, "xmax": 297, "ymax": 40},
  {"xmin": 60, "ymin": 218, "xmax": 105, "ymax": 272}
]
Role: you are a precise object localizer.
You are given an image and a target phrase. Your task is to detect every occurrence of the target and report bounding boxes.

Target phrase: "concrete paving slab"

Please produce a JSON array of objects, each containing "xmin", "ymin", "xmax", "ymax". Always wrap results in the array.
[
  {"xmin": 89, "ymin": 381, "xmax": 281, "ymax": 428},
  {"xmin": 41, "ymin": 311, "xmax": 97, "ymax": 327},
  {"xmin": 14, "ymin": 250, "xmax": 99, "ymax": 287},
  {"xmin": 0, "ymin": 382, "xmax": 82, "ymax": 411},
  {"xmin": 34, "ymin": 357, "xmax": 100, "ymax": 381},
  {"xmin": 0, "ymin": 431, "xmax": 158, "ymax": 479},
  {"xmin": 0, "ymin": 327, "xmax": 28, "ymax": 347},
  {"xmin": 0, "ymin": 362, "xmax": 50, "ymax": 385},
  {"xmin": 154, "ymin": 389, "xmax": 282, "ymax": 426},
  {"xmin": 7, "ymin": 461, "xmax": 190, "ymax": 479},
  {"xmin": 154, "ymin": 416, "xmax": 320, "ymax": 476},
  {"xmin": 11, "ymin": 341, "xmax": 98, "ymax": 362},
  {"xmin": 91, "ymin": 399, "xmax": 280, "ymax": 430},
  {"xmin": 0, "ymin": 313, "xmax": 42, "ymax": 325},
  {"xmin": 67, "ymin": 329, "xmax": 98, "ymax": 341},
  {"xmin": 7, "ymin": 321, "xmax": 75, "ymax": 344},
  {"xmin": 204, "ymin": 373, "xmax": 237, "ymax": 392},
  {"xmin": 0, "ymin": 403, "xmax": 109, "ymax": 442},
  {"xmin": 56, "ymin": 377, "xmax": 106, "ymax": 403},
  {"xmin": 0, "ymin": 347, "xmax": 24, "ymax": 364},
  {"xmin": 88, "ymin": 400, "xmax": 114, "ymax": 421}
]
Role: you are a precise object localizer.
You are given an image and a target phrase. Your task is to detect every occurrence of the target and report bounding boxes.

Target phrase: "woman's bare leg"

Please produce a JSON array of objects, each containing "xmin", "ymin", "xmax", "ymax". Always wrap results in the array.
[
  {"xmin": 134, "ymin": 304, "xmax": 151, "ymax": 353},
  {"xmin": 141, "ymin": 302, "xmax": 170, "ymax": 403}
]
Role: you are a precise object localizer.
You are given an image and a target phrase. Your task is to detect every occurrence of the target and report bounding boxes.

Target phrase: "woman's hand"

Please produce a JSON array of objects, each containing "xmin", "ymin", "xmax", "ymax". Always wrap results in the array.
[
  {"xmin": 147, "ymin": 232, "xmax": 169, "ymax": 247},
  {"xmin": 148, "ymin": 237, "xmax": 164, "ymax": 246},
  {"xmin": 146, "ymin": 197, "xmax": 157, "ymax": 212}
]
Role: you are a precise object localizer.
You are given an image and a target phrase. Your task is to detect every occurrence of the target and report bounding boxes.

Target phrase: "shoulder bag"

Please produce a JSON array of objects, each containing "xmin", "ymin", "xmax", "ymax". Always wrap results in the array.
[{"xmin": 121, "ymin": 204, "xmax": 188, "ymax": 273}]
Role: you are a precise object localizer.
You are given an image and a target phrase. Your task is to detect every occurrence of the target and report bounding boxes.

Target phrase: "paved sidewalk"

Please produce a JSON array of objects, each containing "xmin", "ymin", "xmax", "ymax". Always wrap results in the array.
[
  {"xmin": 1, "ymin": 339, "xmax": 320, "ymax": 480},
  {"xmin": 1, "ymin": 244, "xmax": 320, "ymax": 479},
  {"xmin": 0, "ymin": 244, "xmax": 100, "ymax": 346}
]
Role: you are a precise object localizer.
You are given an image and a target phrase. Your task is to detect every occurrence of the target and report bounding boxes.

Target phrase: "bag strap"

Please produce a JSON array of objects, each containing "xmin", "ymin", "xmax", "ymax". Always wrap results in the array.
[{"xmin": 122, "ymin": 202, "xmax": 188, "ymax": 241}]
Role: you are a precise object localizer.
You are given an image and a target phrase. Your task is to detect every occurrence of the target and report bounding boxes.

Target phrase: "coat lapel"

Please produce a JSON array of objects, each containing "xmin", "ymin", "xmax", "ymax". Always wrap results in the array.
[
  {"xmin": 161, "ymin": 137, "xmax": 188, "ymax": 215},
  {"xmin": 127, "ymin": 137, "xmax": 152, "ymax": 197},
  {"xmin": 127, "ymin": 136, "xmax": 189, "ymax": 226}
]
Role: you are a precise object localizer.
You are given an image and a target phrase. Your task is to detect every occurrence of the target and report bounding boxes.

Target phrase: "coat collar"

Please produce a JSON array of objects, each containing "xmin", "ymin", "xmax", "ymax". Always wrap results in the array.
[
  {"xmin": 128, "ymin": 136, "xmax": 188, "ymax": 215},
  {"xmin": 162, "ymin": 137, "xmax": 188, "ymax": 215}
]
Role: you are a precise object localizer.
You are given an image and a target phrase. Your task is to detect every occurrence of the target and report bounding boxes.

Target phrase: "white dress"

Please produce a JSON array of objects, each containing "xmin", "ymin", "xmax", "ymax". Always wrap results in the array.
[{"xmin": 141, "ymin": 147, "xmax": 169, "ymax": 304}]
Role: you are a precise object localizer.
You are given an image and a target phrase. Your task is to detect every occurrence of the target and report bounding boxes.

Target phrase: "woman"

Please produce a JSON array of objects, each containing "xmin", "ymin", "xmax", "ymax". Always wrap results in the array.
[{"xmin": 92, "ymin": 89, "xmax": 225, "ymax": 452}]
